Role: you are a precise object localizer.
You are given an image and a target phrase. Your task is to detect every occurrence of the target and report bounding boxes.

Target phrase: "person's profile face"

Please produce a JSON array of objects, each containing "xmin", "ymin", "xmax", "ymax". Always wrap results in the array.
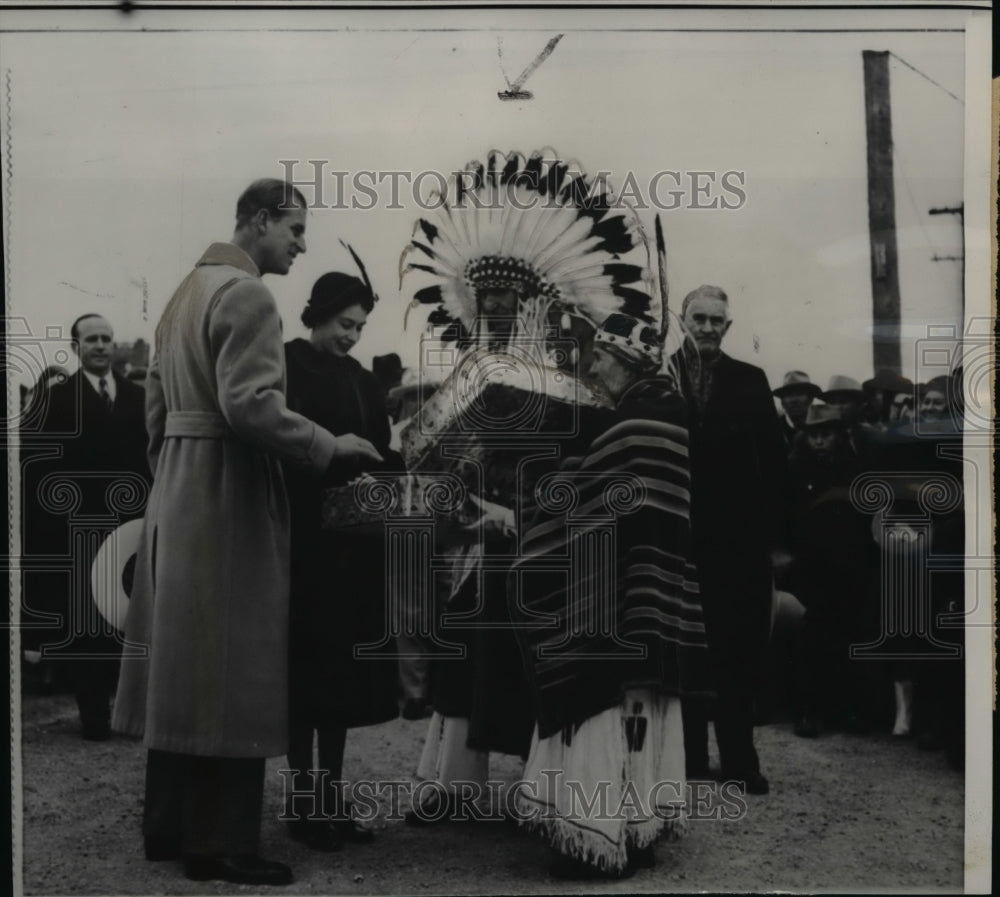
[
  {"xmin": 74, "ymin": 316, "xmax": 114, "ymax": 376},
  {"xmin": 682, "ymin": 296, "xmax": 731, "ymax": 356},
  {"xmin": 588, "ymin": 345, "xmax": 632, "ymax": 401},
  {"xmin": 310, "ymin": 303, "xmax": 369, "ymax": 357},
  {"xmin": 257, "ymin": 206, "xmax": 307, "ymax": 276}
]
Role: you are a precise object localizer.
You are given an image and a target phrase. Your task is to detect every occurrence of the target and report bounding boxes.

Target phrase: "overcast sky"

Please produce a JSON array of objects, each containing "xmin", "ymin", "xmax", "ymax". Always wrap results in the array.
[{"xmin": 1, "ymin": 7, "xmax": 980, "ymax": 391}]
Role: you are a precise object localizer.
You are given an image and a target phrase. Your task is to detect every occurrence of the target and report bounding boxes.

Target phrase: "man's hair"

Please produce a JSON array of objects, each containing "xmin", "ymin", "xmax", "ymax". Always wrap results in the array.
[
  {"xmin": 681, "ymin": 284, "xmax": 729, "ymax": 318},
  {"xmin": 70, "ymin": 313, "xmax": 108, "ymax": 343},
  {"xmin": 235, "ymin": 179, "xmax": 307, "ymax": 228}
]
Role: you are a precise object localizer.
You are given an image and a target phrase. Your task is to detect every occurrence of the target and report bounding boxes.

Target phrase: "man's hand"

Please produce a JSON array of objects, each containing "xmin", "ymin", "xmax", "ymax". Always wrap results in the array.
[{"xmin": 331, "ymin": 433, "xmax": 384, "ymax": 465}]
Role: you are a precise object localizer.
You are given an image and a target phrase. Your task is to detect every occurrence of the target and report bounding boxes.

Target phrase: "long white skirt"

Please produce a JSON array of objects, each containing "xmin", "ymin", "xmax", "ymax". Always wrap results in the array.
[
  {"xmin": 415, "ymin": 713, "xmax": 489, "ymax": 790},
  {"xmin": 515, "ymin": 690, "xmax": 687, "ymax": 872}
]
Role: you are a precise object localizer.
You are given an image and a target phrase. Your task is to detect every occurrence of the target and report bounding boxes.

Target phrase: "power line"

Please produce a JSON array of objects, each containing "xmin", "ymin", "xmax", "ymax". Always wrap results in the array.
[
  {"xmin": 889, "ymin": 52, "xmax": 964, "ymax": 105},
  {"xmin": 891, "ymin": 143, "xmax": 939, "ymax": 259}
]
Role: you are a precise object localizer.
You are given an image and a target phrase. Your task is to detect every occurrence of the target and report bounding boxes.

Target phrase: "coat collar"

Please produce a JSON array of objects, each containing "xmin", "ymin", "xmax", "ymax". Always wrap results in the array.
[
  {"xmin": 285, "ymin": 337, "xmax": 362, "ymax": 376},
  {"xmin": 196, "ymin": 242, "xmax": 260, "ymax": 277}
]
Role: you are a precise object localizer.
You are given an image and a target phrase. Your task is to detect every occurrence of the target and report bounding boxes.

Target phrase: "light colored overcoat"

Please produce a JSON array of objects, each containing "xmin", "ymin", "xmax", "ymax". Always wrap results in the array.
[{"xmin": 112, "ymin": 242, "xmax": 337, "ymax": 757}]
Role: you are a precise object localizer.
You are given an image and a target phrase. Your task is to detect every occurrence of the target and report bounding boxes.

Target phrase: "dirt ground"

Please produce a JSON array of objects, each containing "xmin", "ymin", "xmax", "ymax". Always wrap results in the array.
[{"xmin": 14, "ymin": 687, "xmax": 965, "ymax": 896}]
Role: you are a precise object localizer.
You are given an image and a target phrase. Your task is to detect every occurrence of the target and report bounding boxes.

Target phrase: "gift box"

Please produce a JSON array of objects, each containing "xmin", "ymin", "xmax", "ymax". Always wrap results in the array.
[
  {"xmin": 322, "ymin": 473, "xmax": 470, "ymax": 532},
  {"xmin": 400, "ymin": 350, "xmax": 615, "ymax": 503}
]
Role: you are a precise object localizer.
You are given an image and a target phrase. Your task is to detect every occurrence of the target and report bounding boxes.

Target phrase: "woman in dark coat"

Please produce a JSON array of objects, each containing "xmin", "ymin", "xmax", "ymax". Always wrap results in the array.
[{"xmin": 283, "ymin": 269, "xmax": 404, "ymax": 851}]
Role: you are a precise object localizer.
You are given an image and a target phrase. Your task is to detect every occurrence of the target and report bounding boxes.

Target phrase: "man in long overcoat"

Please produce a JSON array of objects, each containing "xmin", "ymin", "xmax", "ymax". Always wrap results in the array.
[
  {"xmin": 112, "ymin": 179, "xmax": 382, "ymax": 886},
  {"xmin": 674, "ymin": 285, "xmax": 787, "ymax": 795}
]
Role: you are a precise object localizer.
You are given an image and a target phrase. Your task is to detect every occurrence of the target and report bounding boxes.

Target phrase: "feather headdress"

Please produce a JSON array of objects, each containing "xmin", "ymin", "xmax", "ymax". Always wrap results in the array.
[{"xmin": 399, "ymin": 149, "xmax": 656, "ymax": 345}]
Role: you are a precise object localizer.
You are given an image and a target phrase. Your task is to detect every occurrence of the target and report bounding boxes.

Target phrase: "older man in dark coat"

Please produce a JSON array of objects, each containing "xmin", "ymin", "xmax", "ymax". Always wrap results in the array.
[{"xmin": 675, "ymin": 285, "xmax": 787, "ymax": 795}]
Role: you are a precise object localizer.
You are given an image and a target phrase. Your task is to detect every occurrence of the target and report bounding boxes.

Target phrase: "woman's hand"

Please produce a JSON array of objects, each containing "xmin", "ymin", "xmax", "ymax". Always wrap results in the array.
[{"xmin": 462, "ymin": 493, "xmax": 516, "ymax": 540}]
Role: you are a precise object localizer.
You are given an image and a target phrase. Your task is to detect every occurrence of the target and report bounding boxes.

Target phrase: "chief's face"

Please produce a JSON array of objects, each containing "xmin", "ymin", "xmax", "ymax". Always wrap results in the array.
[
  {"xmin": 478, "ymin": 288, "xmax": 519, "ymax": 342},
  {"xmin": 479, "ymin": 288, "xmax": 519, "ymax": 318},
  {"xmin": 74, "ymin": 316, "xmax": 114, "ymax": 376},
  {"xmin": 257, "ymin": 207, "xmax": 307, "ymax": 276},
  {"xmin": 682, "ymin": 296, "xmax": 731, "ymax": 356},
  {"xmin": 780, "ymin": 387, "xmax": 814, "ymax": 424},
  {"xmin": 311, "ymin": 303, "xmax": 369, "ymax": 357}
]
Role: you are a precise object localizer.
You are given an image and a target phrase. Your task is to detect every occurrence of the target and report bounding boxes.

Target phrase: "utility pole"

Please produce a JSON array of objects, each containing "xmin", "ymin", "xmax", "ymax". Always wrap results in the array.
[
  {"xmin": 863, "ymin": 50, "xmax": 902, "ymax": 375},
  {"xmin": 929, "ymin": 204, "xmax": 964, "ymax": 314}
]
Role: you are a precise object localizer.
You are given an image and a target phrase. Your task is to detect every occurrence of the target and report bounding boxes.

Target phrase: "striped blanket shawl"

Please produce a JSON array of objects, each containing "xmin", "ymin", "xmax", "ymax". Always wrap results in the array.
[{"xmin": 509, "ymin": 376, "xmax": 712, "ymax": 740}]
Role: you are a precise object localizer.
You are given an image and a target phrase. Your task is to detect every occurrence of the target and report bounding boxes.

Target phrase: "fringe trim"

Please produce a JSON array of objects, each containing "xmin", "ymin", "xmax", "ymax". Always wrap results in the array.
[
  {"xmin": 547, "ymin": 817, "xmax": 627, "ymax": 873},
  {"xmin": 627, "ymin": 808, "xmax": 688, "ymax": 850},
  {"xmin": 516, "ymin": 793, "xmax": 687, "ymax": 871},
  {"xmin": 514, "ymin": 792, "xmax": 625, "ymax": 872}
]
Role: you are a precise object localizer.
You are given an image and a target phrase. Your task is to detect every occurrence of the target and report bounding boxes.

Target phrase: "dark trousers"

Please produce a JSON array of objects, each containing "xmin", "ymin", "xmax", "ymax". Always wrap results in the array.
[
  {"xmin": 143, "ymin": 749, "xmax": 265, "ymax": 858},
  {"xmin": 684, "ymin": 568, "xmax": 770, "ymax": 779},
  {"xmin": 68, "ymin": 656, "xmax": 119, "ymax": 729},
  {"xmin": 49, "ymin": 632, "xmax": 122, "ymax": 733},
  {"xmin": 682, "ymin": 693, "xmax": 760, "ymax": 779}
]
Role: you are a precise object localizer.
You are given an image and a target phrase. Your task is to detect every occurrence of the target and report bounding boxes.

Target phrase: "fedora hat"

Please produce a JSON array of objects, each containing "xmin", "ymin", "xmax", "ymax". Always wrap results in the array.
[
  {"xmin": 862, "ymin": 368, "xmax": 913, "ymax": 396},
  {"xmin": 773, "ymin": 370, "xmax": 822, "ymax": 399},
  {"xmin": 802, "ymin": 404, "xmax": 846, "ymax": 429},
  {"xmin": 822, "ymin": 375, "xmax": 863, "ymax": 398},
  {"xmin": 90, "ymin": 518, "xmax": 143, "ymax": 632}
]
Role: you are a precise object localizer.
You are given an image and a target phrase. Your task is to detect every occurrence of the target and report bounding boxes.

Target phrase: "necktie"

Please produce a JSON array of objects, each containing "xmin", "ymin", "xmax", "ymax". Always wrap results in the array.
[{"xmin": 99, "ymin": 377, "xmax": 113, "ymax": 412}]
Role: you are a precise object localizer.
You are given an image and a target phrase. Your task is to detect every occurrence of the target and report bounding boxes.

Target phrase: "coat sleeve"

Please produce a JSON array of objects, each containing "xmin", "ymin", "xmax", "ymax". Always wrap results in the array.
[
  {"xmin": 750, "ymin": 365, "xmax": 790, "ymax": 551},
  {"xmin": 145, "ymin": 356, "xmax": 166, "ymax": 477},
  {"xmin": 210, "ymin": 278, "xmax": 338, "ymax": 472}
]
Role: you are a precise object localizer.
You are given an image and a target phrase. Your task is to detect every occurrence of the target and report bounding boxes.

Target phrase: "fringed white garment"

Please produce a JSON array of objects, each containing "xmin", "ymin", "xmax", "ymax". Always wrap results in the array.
[
  {"xmin": 516, "ymin": 690, "xmax": 687, "ymax": 873},
  {"xmin": 416, "ymin": 712, "xmax": 488, "ymax": 791}
]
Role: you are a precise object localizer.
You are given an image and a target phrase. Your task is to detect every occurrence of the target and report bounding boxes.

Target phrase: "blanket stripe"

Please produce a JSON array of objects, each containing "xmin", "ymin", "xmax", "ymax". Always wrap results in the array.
[{"xmin": 509, "ymin": 380, "xmax": 712, "ymax": 739}]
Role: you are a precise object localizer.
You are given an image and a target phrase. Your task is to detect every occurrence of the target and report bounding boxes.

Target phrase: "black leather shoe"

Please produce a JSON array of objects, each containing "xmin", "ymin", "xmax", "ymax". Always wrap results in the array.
[
  {"xmin": 549, "ymin": 852, "xmax": 636, "ymax": 881},
  {"xmin": 183, "ymin": 855, "xmax": 293, "ymax": 886},
  {"xmin": 793, "ymin": 716, "xmax": 819, "ymax": 738},
  {"xmin": 401, "ymin": 698, "xmax": 433, "ymax": 721},
  {"xmin": 286, "ymin": 819, "xmax": 342, "ymax": 852},
  {"xmin": 627, "ymin": 843, "xmax": 656, "ymax": 870},
  {"xmin": 144, "ymin": 837, "xmax": 180, "ymax": 861},
  {"xmin": 742, "ymin": 772, "xmax": 770, "ymax": 795},
  {"xmin": 404, "ymin": 791, "xmax": 454, "ymax": 826},
  {"xmin": 725, "ymin": 770, "xmax": 770, "ymax": 795},
  {"xmin": 332, "ymin": 816, "xmax": 375, "ymax": 843},
  {"xmin": 842, "ymin": 713, "xmax": 872, "ymax": 736},
  {"xmin": 918, "ymin": 731, "xmax": 946, "ymax": 751},
  {"xmin": 81, "ymin": 720, "xmax": 111, "ymax": 741}
]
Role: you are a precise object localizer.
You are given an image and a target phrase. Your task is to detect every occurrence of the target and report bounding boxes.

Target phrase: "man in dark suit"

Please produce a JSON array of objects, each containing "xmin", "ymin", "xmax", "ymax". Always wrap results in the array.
[
  {"xmin": 32, "ymin": 313, "xmax": 151, "ymax": 739},
  {"xmin": 675, "ymin": 285, "xmax": 787, "ymax": 795}
]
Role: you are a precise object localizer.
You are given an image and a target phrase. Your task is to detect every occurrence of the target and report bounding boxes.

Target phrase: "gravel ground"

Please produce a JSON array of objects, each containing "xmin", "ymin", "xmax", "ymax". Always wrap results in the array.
[{"xmin": 15, "ymin": 689, "xmax": 965, "ymax": 895}]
